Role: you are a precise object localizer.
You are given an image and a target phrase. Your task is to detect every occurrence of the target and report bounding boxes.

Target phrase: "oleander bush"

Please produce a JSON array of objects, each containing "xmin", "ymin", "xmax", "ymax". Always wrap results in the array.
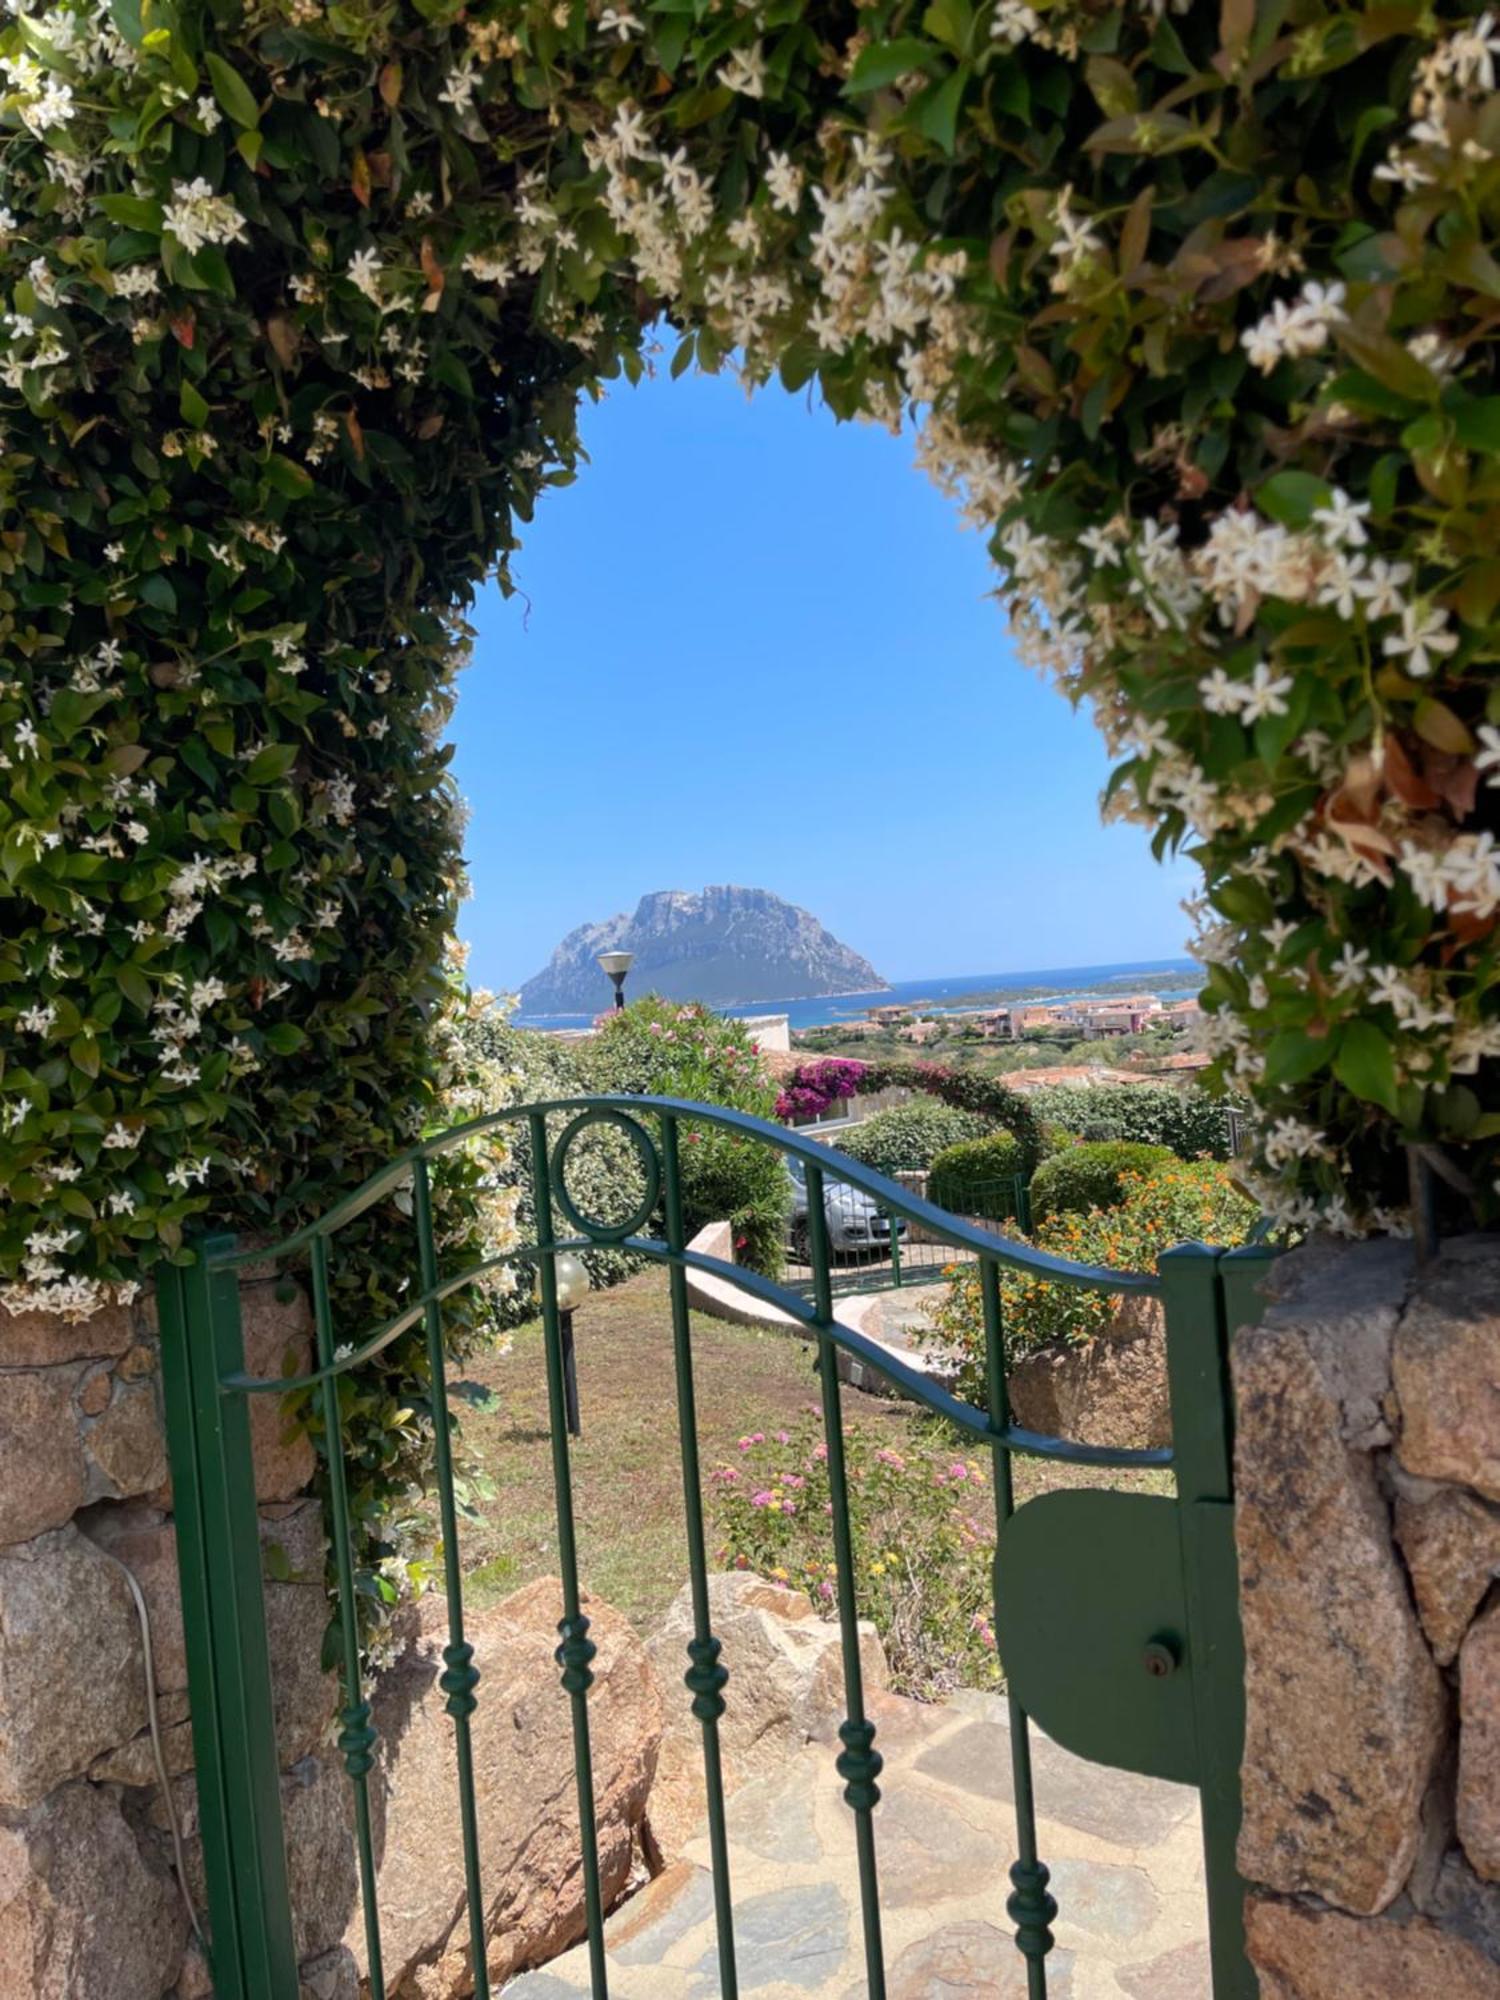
[
  {"xmin": 927, "ymin": 1162, "xmax": 1261, "ymax": 1403},
  {"xmin": 711, "ymin": 1417, "xmax": 1000, "ymax": 1697},
  {"xmin": 1028, "ymin": 1139, "xmax": 1176, "ymax": 1220},
  {"xmin": 583, "ymin": 996, "xmax": 789, "ymax": 1272},
  {"xmin": 834, "ymin": 1100, "xmax": 993, "ymax": 1176},
  {"xmin": 926, "ymin": 1132, "xmax": 1027, "ymax": 1217},
  {"xmin": 458, "ymin": 1005, "xmax": 648, "ymax": 1314}
]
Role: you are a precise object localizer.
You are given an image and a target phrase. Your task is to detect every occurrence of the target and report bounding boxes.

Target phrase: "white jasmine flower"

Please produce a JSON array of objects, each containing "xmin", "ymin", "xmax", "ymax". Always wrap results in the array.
[
  {"xmin": 1382, "ymin": 600, "xmax": 1458, "ymax": 678},
  {"xmin": 162, "ymin": 177, "xmax": 248, "ymax": 256},
  {"xmin": 1311, "ymin": 487, "xmax": 1370, "ymax": 549},
  {"xmin": 719, "ymin": 42, "xmax": 766, "ymax": 97},
  {"xmin": 197, "ymin": 95, "xmax": 222, "ymax": 131},
  {"xmin": 346, "ymin": 247, "xmax": 384, "ymax": 305}
]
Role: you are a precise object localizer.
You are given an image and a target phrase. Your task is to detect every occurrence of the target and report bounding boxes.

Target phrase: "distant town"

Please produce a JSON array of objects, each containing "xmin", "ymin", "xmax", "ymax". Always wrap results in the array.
[{"xmin": 784, "ymin": 985, "xmax": 1208, "ymax": 1091}]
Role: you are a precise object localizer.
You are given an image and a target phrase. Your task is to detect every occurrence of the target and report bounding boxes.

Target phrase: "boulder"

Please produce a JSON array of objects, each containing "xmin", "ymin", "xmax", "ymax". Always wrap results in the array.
[
  {"xmin": 1006, "ymin": 1294, "xmax": 1169, "ymax": 1450},
  {"xmin": 355, "ymin": 1577, "xmax": 662, "ymax": 1997},
  {"xmin": 299, "ymin": 1945, "xmax": 360, "ymax": 2000},
  {"xmin": 0, "ymin": 1297, "xmax": 137, "ymax": 1367},
  {"xmin": 1396, "ymin": 1483, "xmax": 1500, "ymax": 1666},
  {"xmin": 84, "ymin": 1370, "xmax": 169, "ymax": 1500},
  {"xmin": 284, "ymin": 1754, "xmax": 359, "ymax": 1964},
  {"xmin": 645, "ymin": 1571, "xmax": 888, "ymax": 1861},
  {"xmin": 1233, "ymin": 1278, "xmax": 1446, "ymax": 1915},
  {"xmin": 1460, "ymin": 1600, "xmax": 1500, "ymax": 1882},
  {"xmin": 241, "ymin": 1281, "xmax": 318, "ymax": 1503},
  {"xmin": 260, "ymin": 1499, "xmax": 338, "ymax": 1765},
  {"xmin": 0, "ymin": 1524, "xmax": 147, "ymax": 1807},
  {"xmin": 0, "ymin": 1368, "xmax": 89, "ymax": 1547},
  {"xmin": 0, "ymin": 1779, "xmax": 186, "ymax": 1998},
  {"xmin": 1394, "ymin": 1239, "xmax": 1500, "ymax": 1503},
  {"xmin": 1246, "ymin": 1892, "xmax": 1500, "ymax": 1999},
  {"xmin": 79, "ymin": 1495, "xmax": 332, "ymax": 1762}
]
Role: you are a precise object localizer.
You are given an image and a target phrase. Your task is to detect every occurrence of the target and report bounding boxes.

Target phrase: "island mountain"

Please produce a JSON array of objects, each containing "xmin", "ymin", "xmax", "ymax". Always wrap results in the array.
[{"xmin": 518, "ymin": 886, "xmax": 888, "ymax": 1014}]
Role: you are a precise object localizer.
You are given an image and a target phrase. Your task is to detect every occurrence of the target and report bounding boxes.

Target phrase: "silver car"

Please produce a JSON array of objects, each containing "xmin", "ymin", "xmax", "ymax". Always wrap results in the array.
[{"xmin": 785, "ymin": 1153, "xmax": 907, "ymax": 1259}]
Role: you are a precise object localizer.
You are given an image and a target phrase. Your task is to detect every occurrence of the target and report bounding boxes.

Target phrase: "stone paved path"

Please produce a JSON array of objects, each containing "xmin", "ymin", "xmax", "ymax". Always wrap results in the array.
[{"xmin": 503, "ymin": 1688, "xmax": 1210, "ymax": 1999}]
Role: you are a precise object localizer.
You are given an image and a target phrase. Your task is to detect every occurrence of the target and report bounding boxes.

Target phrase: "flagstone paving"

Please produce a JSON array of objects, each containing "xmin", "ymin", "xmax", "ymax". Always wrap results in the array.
[{"xmin": 503, "ymin": 1688, "xmax": 1210, "ymax": 1999}]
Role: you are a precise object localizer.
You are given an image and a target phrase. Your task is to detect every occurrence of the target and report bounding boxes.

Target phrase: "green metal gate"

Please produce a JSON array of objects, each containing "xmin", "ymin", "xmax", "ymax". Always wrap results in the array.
[{"xmin": 157, "ymin": 1095, "xmax": 1267, "ymax": 2000}]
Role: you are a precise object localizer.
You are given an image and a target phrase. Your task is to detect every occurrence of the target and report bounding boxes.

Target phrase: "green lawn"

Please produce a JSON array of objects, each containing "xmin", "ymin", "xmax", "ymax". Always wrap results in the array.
[{"xmin": 442, "ymin": 1270, "xmax": 1171, "ymax": 1637}]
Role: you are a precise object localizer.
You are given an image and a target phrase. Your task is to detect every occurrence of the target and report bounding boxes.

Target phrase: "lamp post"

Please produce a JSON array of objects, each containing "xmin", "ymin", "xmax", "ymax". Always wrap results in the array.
[
  {"xmin": 597, "ymin": 949, "xmax": 634, "ymax": 1010},
  {"xmin": 552, "ymin": 1250, "xmax": 592, "ymax": 1438}
]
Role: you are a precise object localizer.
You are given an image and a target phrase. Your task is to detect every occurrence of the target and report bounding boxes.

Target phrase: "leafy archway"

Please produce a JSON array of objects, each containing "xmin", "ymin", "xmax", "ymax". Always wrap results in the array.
[
  {"xmin": 776, "ymin": 1057, "xmax": 1043, "ymax": 1171},
  {"xmin": 2, "ymin": 0, "xmax": 1497, "ymax": 1331}
]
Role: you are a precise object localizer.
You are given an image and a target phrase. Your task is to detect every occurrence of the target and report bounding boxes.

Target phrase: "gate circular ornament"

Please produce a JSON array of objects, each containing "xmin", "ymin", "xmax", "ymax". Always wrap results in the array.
[
  {"xmin": 2, "ymin": 0, "xmax": 1500, "ymax": 1332},
  {"xmin": 548, "ymin": 1109, "xmax": 662, "ymax": 1245}
]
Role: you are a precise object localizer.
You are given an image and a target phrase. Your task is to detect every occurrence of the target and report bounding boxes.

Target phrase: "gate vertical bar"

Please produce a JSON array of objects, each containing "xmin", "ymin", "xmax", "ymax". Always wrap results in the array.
[
  {"xmin": 529, "ymin": 1111, "xmax": 610, "ymax": 2000},
  {"xmin": 311, "ymin": 1233, "xmax": 387, "ymax": 2000},
  {"xmin": 805, "ymin": 1159, "xmax": 886, "ymax": 1999},
  {"xmin": 1158, "ymin": 1244, "xmax": 1256, "ymax": 2000},
  {"xmin": 159, "ymin": 1239, "xmax": 298, "ymax": 2000},
  {"xmin": 980, "ymin": 1254, "xmax": 1054, "ymax": 2000},
  {"xmin": 413, "ymin": 1155, "xmax": 491, "ymax": 1998},
  {"xmin": 659, "ymin": 1114, "xmax": 739, "ymax": 2000}
]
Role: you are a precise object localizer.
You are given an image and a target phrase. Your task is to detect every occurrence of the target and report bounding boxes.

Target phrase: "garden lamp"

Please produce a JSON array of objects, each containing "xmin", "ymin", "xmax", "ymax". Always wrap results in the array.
[
  {"xmin": 597, "ymin": 950, "xmax": 634, "ymax": 1009},
  {"xmin": 552, "ymin": 1250, "xmax": 591, "ymax": 1438}
]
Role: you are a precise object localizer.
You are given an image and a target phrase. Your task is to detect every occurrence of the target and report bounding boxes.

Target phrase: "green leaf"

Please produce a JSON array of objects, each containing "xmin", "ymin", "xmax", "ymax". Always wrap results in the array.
[
  {"xmin": 205, "ymin": 51, "xmax": 261, "ymax": 129},
  {"xmin": 1333, "ymin": 1021, "xmax": 1400, "ymax": 1116},
  {"xmin": 1450, "ymin": 395, "xmax": 1500, "ymax": 456},
  {"xmin": 263, "ymin": 1022, "xmax": 308, "ymax": 1054},
  {"xmin": 97, "ymin": 194, "xmax": 164, "ymax": 232},
  {"xmin": 247, "ymin": 743, "xmax": 300, "ymax": 784},
  {"xmin": 1264, "ymin": 1031, "xmax": 1332, "ymax": 1089},
  {"xmin": 845, "ymin": 37, "xmax": 940, "ymax": 92},
  {"xmin": 70, "ymin": 1035, "xmax": 102, "ymax": 1080},
  {"xmin": 910, "ymin": 67, "xmax": 967, "ymax": 153},
  {"xmin": 264, "ymin": 454, "xmax": 314, "ymax": 498},
  {"xmin": 117, "ymin": 964, "xmax": 154, "ymax": 1013},
  {"xmin": 1255, "ymin": 470, "xmax": 1333, "ymax": 529},
  {"xmin": 138, "ymin": 573, "xmax": 177, "ymax": 613},
  {"xmin": 179, "ymin": 381, "xmax": 210, "ymax": 429}
]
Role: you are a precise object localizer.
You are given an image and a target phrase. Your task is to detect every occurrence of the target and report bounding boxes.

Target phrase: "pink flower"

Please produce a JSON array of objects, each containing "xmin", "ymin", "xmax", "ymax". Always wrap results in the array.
[
  {"xmin": 775, "ymin": 1430, "xmax": 790, "ymax": 1444},
  {"xmin": 818, "ymin": 1579, "xmax": 834, "ymax": 1601},
  {"xmin": 750, "ymin": 1489, "xmax": 775, "ymax": 1508},
  {"xmin": 948, "ymin": 1463, "xmax": 969, "ymax": 1483},
  {"xmin": 875, "ymin": 1448, "xmax": 906, "ymax": 1471},
  {"xmin": 813, "ymin": 1442, "xmax": 828, "ymax": 1461}
]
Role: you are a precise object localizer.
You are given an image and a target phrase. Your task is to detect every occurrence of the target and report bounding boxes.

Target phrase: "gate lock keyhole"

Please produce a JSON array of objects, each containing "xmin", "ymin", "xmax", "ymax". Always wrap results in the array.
[{"xmin": 1142, "ymin": 1633, "xmax": 1182, "ymax": 1679}]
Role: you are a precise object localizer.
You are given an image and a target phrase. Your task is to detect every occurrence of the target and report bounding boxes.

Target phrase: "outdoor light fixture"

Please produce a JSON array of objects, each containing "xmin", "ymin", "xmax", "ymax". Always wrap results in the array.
[
  {"xmin": 549, "ymin": 1251, "xmax": 592, "ymax": 1438},
  {"xmin": 597, "ymin": 949, "xmax": 634, "ymax": 1009}
]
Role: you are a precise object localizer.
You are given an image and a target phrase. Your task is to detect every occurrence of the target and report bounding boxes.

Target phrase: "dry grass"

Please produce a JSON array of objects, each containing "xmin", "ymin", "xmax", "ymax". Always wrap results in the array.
[{"xmin": 443, "ymin": 1270, "xmax": 1172, "ymax": 1636}]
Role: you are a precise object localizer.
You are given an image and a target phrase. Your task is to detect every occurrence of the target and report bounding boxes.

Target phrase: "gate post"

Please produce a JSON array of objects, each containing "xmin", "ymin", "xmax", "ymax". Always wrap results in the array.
[
  {"xmin": 1158, "ymin": 1245, "xmax": 1256, "ymax": 2000},
  {"xmin": 158, "ymin": 1237, "xmax": 299, "ymax": 2000}
]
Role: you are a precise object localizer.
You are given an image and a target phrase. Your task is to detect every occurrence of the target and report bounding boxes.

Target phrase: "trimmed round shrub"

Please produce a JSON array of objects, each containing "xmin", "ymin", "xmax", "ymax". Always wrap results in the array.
[
  {"xmin": 1029, "ymin": 1143, "xmax": 1176, "ymax": 1223},
  {"xmin": 834, "ymin": 1103, "xmax": 991, "ymax": 1178},
  {"xmin": 928, "ymin": 1136, "xmax": 1026, "ymax": 1222}
]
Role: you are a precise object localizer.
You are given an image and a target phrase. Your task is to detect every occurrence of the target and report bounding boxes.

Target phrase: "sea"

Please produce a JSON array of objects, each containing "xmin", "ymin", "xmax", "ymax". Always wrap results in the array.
[{"xmin": 512, "ymin": 957, "xmax": 1200, "ymax": 1033}]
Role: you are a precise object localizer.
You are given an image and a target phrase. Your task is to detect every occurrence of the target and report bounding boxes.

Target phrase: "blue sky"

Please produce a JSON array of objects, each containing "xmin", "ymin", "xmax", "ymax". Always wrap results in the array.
[{"xmin": 452, "ymin": 359, "xmax": 1197, "ymax": 995}]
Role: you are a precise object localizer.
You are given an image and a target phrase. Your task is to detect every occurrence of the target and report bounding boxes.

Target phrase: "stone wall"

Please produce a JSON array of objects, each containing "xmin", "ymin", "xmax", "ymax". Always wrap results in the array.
[
  {"xmin": 1232, "ymin": 1235, "xmax": 1500, "ymax": 1997},
  {"xmin": 0, "ymin": 1279, "xmax": 354, "ymax": 2000}
]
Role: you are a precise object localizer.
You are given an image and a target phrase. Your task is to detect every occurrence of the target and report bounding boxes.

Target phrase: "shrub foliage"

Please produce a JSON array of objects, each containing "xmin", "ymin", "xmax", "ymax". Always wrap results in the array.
[
  {"xmin": 3, "ymin": 0, "xmax": 1498, "ymax": 1319},
  {"xmin": 928, "ymin": 1161, "xmax": 1261, "ymax": 1402},
  {"xmin": 711, "ymin": 1417, "xmax": 999, "ymax": 1697},
  {"xmin": 834, "ymin": 1099, "xmax": 992, "ymax": 1176},
  {"xmin": 926, "ymin": 1132, "xmax": 1026, "ymax": 1217},
  {"xmin": 1025, "ymin": 1084, "xmax": 1235, "ymax": 1160},
  {"xmin": 1028, "ymin": 1138, "xmax": 1176, "ymax": 1220},
  {"xmin": 584, "ymin": 997, "xmax": 790, "ymax": 1272}
]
